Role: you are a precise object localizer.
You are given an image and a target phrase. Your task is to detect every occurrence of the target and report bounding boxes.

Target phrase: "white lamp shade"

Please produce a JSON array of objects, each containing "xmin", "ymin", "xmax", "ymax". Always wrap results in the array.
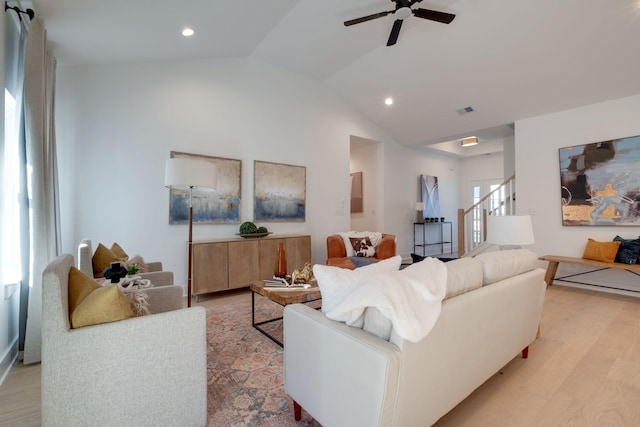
[
  {"xmin": 487, "ymin": 215, "xmax": 535, "ymax": 246},
  {"xmin": 164, "ymin": 157, "xmax": 217, "ymax": 190},
  {"xmin": 415, "ymin": 202, "xmax": 425, "ymax": 211}
]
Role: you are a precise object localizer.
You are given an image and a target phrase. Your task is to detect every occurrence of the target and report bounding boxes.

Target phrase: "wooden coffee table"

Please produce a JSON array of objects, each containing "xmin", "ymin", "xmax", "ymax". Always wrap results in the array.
[{"xmin": 250, "ymin": 281, "xmax": 322, "ymax": 347}]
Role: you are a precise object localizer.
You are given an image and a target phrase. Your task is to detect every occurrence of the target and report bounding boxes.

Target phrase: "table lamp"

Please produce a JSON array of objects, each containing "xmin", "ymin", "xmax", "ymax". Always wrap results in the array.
[
  {"xmin": 415, "ymin": 202, "xmax": 425, "ymax": 223},
  {"xmin": 164, "ymin": 157, "xmax": 217, "ymax": 307},
  {"xmin": 486, "ymin": 215, "xmax": 535, "ymax": 250}
]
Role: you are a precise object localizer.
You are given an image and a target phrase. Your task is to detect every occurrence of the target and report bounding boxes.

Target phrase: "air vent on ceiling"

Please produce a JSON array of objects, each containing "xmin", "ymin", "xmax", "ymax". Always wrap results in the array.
[{"xmin": 456, "ymin": 106, "xmax": 475, "ymax": 115}]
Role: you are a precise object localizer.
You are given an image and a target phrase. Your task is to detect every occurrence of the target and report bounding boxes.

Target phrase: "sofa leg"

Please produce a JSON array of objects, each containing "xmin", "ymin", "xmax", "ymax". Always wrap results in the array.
[
  {"xmin": 293, "ymin": 400, "xmax": 302, "ymax": 421},
  {"xmin": 522, "ymin": 346, "xmax": 529, "ymax": 359}
]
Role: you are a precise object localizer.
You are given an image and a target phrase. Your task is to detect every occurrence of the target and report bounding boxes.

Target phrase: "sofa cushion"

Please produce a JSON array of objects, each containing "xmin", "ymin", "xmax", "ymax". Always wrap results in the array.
[
  {"xmin": 68, "ymin": 266, "xmax": 134, "ymax": 328},
  {"xmin": 110, "ymin": 242, "xmax": 129, "ymax": 260},
  {"xmin": 92, "ymin": 243, "xmax": 124, "ymax": 278},
  {"xmin": 68, "ymin": 266, "xmax": 101, "ymax": 314},
  {"xmin": 444, "ymin": 257, "xmax": 483, "ymax": 298},
  {"xmin": 313, "ymin": 255, "xmax": 402, "ymax": 314},
  {"xmin": 475, "ymin": 249, "xmax": 538, "ymax": 285},
  {"xmin": 613, "ymin": 235, "xmax": 640, "ymax": 265},
  {"xmin": 71, "ymin": 284, "xmax": 134, "ymax": 329},
  {"xmin": 582, "ymin": 238, "xmax": 621, "ymax": 263}
]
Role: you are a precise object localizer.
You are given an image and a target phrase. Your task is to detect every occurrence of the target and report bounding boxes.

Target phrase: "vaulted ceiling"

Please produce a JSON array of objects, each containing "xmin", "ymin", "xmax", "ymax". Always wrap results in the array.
[{"xmin": 31, "ymin": 0, "xmax": 640, "ymax": 155}]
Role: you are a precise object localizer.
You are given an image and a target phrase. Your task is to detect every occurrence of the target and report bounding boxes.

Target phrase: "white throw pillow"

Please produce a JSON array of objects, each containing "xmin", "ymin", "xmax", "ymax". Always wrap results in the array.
[
  {"xmin": 474, "ymin": 249, "xmax": 538, "ymax": 285},
  {"xmin": 313, "ymin": 255, "xmax": 402, "ymax": 314}
]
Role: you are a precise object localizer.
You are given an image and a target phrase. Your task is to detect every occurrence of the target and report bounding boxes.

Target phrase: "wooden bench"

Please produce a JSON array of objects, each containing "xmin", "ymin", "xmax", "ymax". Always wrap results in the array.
[{"xmin": 538, "ymin": 255, "xmax": 640, "ymax": 287}]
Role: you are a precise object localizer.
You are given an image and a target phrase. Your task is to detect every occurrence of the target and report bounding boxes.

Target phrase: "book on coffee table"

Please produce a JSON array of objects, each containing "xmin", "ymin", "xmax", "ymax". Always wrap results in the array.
[{"xmin": 263, "ymin": 277, "xmax": 313, "ymax": 289}]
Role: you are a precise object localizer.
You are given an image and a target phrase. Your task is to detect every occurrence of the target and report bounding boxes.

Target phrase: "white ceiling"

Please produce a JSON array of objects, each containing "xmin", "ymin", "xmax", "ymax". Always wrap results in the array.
[{"xmin": 29, "ymin": 0, "xmax": 640, "ymax": 155}]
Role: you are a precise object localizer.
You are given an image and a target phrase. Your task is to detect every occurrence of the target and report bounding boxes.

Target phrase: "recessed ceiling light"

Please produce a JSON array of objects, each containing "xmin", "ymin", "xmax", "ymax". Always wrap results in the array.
[
  {"xmin": 384, "ymin": 97, "xmax": 393, "ymax": 106},
  {"xmin": 461, "ymin": 136, "xmax": 478, "ymax": 147},
  {"xmin": 181, "ymin": 27, "xmax": 195, "ymax": 37}
]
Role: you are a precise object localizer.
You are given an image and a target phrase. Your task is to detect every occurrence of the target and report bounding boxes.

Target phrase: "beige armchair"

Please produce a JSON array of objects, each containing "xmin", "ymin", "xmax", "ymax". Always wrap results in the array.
[
  {"xmin": 42, "ymin": 254, "xmax": 207, "ymax": 426},
  {"xmin": 78, "ymin": 238, "xmax": 183, "ymax": 313}
]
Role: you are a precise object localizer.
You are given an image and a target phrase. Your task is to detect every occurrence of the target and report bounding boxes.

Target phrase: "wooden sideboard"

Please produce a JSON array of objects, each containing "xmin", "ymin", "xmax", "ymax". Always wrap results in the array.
[{"xmin": 191, "ymin": 234, "xmax": 311, "ymax": 296}]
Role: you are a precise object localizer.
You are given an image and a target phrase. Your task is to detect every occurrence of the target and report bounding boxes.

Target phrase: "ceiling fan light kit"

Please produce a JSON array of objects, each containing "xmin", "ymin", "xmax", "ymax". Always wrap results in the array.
[
  {"xmin": 344, "ymin": 0, "xmax": 456, "ymax": 47},
  {"xmin": 461, "ymin": 137, "xmax": 478, "ymax": 147}
]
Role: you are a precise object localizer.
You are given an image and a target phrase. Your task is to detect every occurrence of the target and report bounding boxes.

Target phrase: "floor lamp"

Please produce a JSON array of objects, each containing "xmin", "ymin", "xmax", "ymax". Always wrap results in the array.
[{"xmin": 164, "ymin": 157, "xmax": 217, "ymax": 307}]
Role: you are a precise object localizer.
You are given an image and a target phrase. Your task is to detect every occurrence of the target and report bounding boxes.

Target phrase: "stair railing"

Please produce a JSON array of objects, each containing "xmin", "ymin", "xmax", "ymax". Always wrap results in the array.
[{"xmin": 457, "ymin": 174, "xmax": 516, "ymax": 257}]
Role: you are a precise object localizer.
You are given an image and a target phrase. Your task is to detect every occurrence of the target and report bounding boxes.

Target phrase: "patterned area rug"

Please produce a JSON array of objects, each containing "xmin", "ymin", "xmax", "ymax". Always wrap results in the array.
[{"xmin": 206, "ymin": 296, "xmax": 322, "ymax": 426}]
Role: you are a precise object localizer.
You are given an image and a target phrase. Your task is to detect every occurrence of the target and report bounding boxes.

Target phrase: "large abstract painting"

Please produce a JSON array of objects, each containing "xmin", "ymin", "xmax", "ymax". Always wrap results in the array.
[
  {"xmin": 420, "ymin": 175, "xmax": 440, "ymax": 218},
  {"xmin": 559, "ymin": 135, "xmax": 640, "ymax": 226},
  {"xmin": 169, "ymin": 151, "xmax": 242, "ymax": 224},
  {"xmin": 254, "ymin": 160, "xmax": 306, "ymax": 222}
]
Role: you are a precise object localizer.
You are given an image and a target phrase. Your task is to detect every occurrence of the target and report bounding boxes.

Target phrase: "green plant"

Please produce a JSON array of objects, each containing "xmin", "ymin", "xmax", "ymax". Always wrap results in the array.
[
  {"xmin": 127, "ymin": 265, "xmax": 139, "ymax": 275},
  {"xmin": 257, "ymin": 226, "xmax": 268, "ymax": 233},
  {"xmin": 239, "ymin": 221, "xmax": 258, "ymax": 234}
]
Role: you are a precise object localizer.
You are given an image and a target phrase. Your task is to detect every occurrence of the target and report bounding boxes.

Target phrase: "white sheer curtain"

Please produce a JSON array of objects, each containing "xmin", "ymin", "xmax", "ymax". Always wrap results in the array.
[{"xmin": 22, "ymin": 18, "xmax": 60, "ymax": 364}]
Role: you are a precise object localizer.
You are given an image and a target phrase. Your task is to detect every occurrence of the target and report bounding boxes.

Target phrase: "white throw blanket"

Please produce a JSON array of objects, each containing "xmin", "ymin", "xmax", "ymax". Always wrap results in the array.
[{"xmin": 324, "ymin": 257, "xmax": 447, "ymax": 342}]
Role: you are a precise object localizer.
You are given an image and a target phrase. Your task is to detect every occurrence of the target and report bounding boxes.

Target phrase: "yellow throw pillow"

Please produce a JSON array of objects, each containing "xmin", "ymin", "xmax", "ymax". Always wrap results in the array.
[
  {"xmin": 70, "ymin": 284, "xmax": 134, "ymax": 329},
  {"xmin": 92, "ymin": 243, "xmax": 120, "ymax": 278},
  {"xmin": 110, "ymin": 242, "xmax": 129, "ymax": 260},
  {"xmin": 68, "ymin": 266, "xmax": 101, "ymax": 315},
  {"xmin": 582, "ymin": 238, "xmax": 621, "ymax": 263}
]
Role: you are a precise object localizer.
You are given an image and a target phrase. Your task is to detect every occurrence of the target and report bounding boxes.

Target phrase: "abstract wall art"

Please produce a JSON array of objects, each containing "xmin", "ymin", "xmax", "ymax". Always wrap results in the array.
[
  {"xmin": 169, "ymin": 151, "xmax": 242, "ymax": 224},
  {"xmin": 559, "ymin": 135, "xmax": 640, "ymax": 226},
  {"xmin": 254, "ymin": 160, "xmax": 306, "ymax": 222},
  {"xmin": 420, "ymin": 175, "xmax": 440, "ymax": 218}
]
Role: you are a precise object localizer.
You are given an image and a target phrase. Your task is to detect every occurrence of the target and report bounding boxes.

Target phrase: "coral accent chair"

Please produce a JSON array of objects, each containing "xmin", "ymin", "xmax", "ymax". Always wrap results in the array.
[{"xmin": 326, "ymin": 233, "xmax": 396, "ymax": 269}]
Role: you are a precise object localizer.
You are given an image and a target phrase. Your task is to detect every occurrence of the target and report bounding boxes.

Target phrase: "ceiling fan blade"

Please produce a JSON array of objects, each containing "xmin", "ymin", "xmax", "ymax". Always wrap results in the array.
[
  {"xmin": 413, "ymin": 8, "xmax": 456, "ymax": 24},
  {"xmin": 387, "ymin": 19, "xmax": 403, "ymax": 46},
  {"xmin": 344, "ymin": 10, "xmax": 392, "ymax": 26}
]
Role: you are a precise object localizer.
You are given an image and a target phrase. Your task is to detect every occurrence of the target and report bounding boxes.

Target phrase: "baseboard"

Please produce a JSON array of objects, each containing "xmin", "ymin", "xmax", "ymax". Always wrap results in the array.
[{"xmin": 0, "ymin": 336, "xmax": 19, "ymax": 387}]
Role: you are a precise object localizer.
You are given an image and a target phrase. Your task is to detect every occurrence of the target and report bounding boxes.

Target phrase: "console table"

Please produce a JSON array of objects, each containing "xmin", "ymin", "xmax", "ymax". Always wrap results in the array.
[
  {"xmin": 413, "ymin": 222, "xmax": 453, "ymax": 256},
  {"xmin": 191, "ymin": 234, "xmax": 311, "ymax": 297}
]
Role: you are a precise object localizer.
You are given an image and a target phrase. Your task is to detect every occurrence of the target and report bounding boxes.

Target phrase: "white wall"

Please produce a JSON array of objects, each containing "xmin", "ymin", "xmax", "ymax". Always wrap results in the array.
[
  {"xmin": 503, "ymin": 136, "xmax": 515, "ymax": 178},
  {"xmin": 381, "ymin": 144, "xmax": 462, "ymax": 258},
  {"xmin": 55, "ymin": 57, "xmax": 466, "ymax": 287},
  {"xmin": 458, "ymin": 153, "xmax": 505, "ymax": 209},
  {"xmin": 517, "ymin": 94, "xmax": 640, "ymax": 287}
]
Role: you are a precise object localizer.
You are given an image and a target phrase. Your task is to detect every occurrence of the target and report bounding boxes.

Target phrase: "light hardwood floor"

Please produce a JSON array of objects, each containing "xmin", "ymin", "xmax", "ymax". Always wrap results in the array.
[{"xmin": 2, "ymin": 285, "xmax": 640, "ymax": 426}]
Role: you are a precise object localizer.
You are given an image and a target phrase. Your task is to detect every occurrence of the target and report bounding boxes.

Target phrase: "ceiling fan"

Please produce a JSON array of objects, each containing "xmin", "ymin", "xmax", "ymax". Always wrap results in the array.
[{"xmin": 344, "ymin": 0, "xmax": 456, "ymax": 47}]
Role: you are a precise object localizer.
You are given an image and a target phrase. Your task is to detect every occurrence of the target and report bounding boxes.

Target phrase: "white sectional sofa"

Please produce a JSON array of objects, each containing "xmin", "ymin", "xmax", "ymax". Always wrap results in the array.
[{"xmin": 284, "ymin": 249, "xmax": 546, "ymax": 427}]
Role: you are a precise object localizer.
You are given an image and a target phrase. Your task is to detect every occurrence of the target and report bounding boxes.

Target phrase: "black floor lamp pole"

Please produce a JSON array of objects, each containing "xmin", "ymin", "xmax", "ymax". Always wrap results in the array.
[{"xmin": 187, "ymin": 186, "xmax": 194, "ymax": 307}]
